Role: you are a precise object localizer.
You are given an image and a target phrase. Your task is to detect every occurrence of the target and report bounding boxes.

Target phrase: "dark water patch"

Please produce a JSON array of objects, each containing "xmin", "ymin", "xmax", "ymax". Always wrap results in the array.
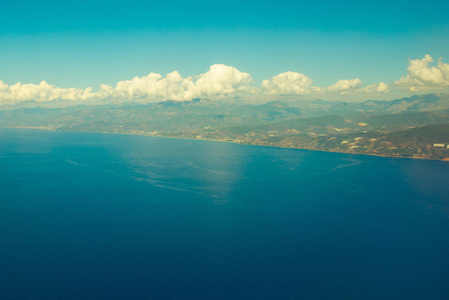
[{"xmin": 0, "ymin": 129, "xmax": 448, "ymax": 299}]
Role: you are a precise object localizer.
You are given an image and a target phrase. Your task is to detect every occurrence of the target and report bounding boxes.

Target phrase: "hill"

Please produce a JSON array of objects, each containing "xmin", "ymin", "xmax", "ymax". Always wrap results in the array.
[{"xmin": 1, "ymin": 93, "xmax": 449, "ymax": 160}]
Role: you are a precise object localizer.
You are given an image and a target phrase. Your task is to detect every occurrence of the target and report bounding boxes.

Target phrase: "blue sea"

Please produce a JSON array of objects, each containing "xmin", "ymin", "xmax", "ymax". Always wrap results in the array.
[{"xmin": 0, "ymin": 128, "xmax": 448, "ymax": 299}]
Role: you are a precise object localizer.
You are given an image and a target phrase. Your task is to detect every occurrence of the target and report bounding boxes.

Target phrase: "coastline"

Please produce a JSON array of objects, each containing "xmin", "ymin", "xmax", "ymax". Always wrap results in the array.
[{"xmin": 2, "ymin": 125, "xmax": 448, "ymax": 162}]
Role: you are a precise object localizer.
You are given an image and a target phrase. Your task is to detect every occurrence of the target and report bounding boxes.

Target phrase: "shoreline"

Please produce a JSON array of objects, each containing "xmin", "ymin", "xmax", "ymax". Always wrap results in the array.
[{"xmin": 1, "ymin": 125, "xmax": 447, "ymax": 162}]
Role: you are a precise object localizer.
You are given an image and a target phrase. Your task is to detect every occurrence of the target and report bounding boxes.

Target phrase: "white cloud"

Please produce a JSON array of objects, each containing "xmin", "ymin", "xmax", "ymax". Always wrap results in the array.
[
  {"xmin": 359, "ymin": 82, "xmax": 389, "ymax": 93},
  {"xmin": 94, "ymin": 64, "xmax": 253, "ymax": 102},
  {"xmin": 195, "ymin": 64, "xmax": 253, "ymax": 96},
  {"xmin": 327, "ymin": 79, "xmax": 362, "ymax": 93},
  {"xmin": 259, "ymin": 73, "xmax": 388, "ymax": 96},
  {"xmin": 0, "ymin": 65, "xmax": 253, "ymax": 104},
  {"xmin": 0, "ymin": 80, "xmax": 93, "ymax": 104},
  {"xmin": 395, "ymin": 55, "xmax": 449, "ymax": 91},
  {"xmin": 109, "ymin": 71, "xmax": 194, "ymax": 101},
  {"xmin": 260, "ymin": 71, "xmax": 314, "ymax": 95},
  {"xmin": 0, "ymin": 62, "xmax": 400, "ymax": 105}
]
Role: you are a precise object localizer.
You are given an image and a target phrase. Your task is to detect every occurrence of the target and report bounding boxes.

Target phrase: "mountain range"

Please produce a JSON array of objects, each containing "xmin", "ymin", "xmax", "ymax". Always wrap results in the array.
[{"xmin": 1, "ymin": 93, "xmax": 449, "ymax": 160}]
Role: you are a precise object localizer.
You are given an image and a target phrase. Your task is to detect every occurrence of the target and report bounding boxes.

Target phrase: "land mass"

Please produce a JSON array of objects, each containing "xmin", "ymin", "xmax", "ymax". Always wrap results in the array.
[{"xmin": 1, "ymin": 93, "xmax": 449, "ymax": 160}]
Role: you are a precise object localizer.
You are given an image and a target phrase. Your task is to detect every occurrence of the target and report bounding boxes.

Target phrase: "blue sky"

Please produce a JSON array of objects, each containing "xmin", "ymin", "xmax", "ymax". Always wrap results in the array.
[{"xmin": 0, "ymin": 0, "xmax": 448, "ymax": 102}]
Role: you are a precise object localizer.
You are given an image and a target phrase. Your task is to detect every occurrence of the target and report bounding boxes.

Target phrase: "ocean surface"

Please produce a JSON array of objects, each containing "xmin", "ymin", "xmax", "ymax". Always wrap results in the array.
[{"xmin": 0, "ymin": 128, "xmax": 448, "ymax": 300}]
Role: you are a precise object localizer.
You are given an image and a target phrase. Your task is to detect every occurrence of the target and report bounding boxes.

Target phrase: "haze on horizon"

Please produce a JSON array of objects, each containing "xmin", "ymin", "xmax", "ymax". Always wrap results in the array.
[{"xmin": 1, "ymin": 0, "xmax": 448, "ymax": 104}]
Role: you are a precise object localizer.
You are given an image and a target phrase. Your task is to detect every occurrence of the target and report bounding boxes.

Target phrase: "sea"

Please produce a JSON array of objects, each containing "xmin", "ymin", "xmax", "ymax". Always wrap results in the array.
[{"xmin": 0, "ymin": 128, "xmax": 448, "ymax": 300}]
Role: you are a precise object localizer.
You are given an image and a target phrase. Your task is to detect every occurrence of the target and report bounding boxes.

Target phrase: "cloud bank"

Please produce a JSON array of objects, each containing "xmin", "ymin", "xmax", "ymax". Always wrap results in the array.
[
  {"xmin": 260, "ymin": 72, "xmax": 315, "ymax": 95},
  {"xmin": 260, "ymin": 74, "xmax": 387, "ymax": 96},
  {"xmin": 0, "ymin": 80, "xmax": 94, "ymax": 103},
  {"xmin": 2, "ymin": 55, "xmax": 447, "ymax": 104},
  {"xmin": 103, "ymin": 64, "xmax": 253, "ymax": 101},
  {"xmin": 395, "ymin": 55, "xmax": 449, "ymax": 91}
]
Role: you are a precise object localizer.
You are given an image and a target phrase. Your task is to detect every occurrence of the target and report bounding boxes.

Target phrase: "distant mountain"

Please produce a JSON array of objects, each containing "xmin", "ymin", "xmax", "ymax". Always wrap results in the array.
[
  {"xmin": 286, "ymin": 93, "xmax": 449, "ymax": 117},
  {"xmin": 360, "ymin": 93, "xmax": 449, "ymax": 113},
  {"xmin": 1, "ymin": 93, "xmax": 449, "ymax": 159}
]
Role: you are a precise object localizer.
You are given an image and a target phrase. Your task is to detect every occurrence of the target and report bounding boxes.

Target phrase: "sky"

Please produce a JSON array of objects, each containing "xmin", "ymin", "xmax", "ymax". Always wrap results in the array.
[{"xmin": 0, "ymin": 0, "xmax": 449, "ymax": 104}]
